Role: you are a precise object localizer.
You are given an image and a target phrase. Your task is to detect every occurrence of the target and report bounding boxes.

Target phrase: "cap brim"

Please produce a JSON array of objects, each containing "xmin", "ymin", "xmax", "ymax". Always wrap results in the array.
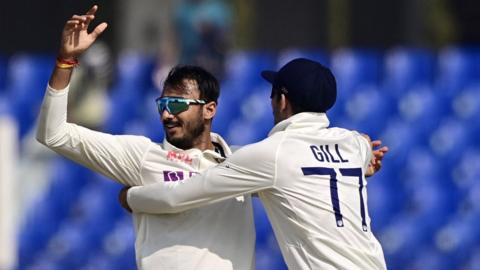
[{"xmin": 261, "ymin": 71, "xmax": 277, "ymax": 84}]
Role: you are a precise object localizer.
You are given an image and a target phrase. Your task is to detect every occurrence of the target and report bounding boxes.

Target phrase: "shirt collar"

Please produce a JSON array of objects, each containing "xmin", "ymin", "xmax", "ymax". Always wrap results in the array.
[
  {"xmin": 163, "ymin": 132, "xmax": 231, "ymax": 160},
  {"xmin": 268, "ymin": 112, "xmax": 330, "ymax": 137}
]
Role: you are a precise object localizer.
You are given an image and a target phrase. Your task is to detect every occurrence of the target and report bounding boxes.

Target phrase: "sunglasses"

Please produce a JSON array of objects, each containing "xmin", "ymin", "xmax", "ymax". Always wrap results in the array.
[{"xmin": 155, "ymin": 97, "xmax": 206, "ymax": 115}]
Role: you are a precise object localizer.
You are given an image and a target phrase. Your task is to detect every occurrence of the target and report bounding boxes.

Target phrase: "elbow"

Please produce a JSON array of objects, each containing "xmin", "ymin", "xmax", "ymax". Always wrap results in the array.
[
  {"xmin": 35, "ymin": 122, "xmax": 69, "ymax": 148},
  {"xmin": 35, "ymin": 129, "xmax": 55, "ymax": 147},
  {"xmin": 36, "ymin": 133, "xmax": 47, "ymax": 146},
  {"xmin": 35, "ymin": 119, "xmax": 53, "ymax": 146},
  {"xmin": 35, "ymin": 127, "xmax": 48, "ymax": 146}
]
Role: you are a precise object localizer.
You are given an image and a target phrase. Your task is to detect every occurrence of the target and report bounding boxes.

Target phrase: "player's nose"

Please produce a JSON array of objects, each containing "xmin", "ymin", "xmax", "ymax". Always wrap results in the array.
[{"xmin": 161, "ymin": 109, "xmax": 174, "ymax": 121}]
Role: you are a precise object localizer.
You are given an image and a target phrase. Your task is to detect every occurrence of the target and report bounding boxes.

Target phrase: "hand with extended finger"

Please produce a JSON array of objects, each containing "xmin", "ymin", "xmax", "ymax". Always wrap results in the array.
[{"xmin": 59, "ymin": 5, "xmax": 108, "ymax": 60}]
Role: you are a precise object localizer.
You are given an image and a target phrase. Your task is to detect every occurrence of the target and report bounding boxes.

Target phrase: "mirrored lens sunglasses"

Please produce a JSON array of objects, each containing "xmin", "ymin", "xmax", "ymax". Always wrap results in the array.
[{"xmin": 155, "ymin": 97, "xmax": 206, "ymax": 115}]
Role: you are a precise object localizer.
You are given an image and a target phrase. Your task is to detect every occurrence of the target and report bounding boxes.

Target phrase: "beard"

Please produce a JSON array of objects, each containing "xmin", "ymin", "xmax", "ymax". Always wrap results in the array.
[{"xmin": 164, "ymin": 115, "xmax": 206, "ymax": 150}]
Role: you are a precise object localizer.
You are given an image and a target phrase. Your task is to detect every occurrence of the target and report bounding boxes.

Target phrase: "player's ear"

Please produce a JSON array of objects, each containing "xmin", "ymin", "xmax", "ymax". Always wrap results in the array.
[
  {"xmin": 281, "ymin": 94, "xmax": 296, "ymax": 118},
  {"xmin": 280, "ymin": 94, "xmax": 289, "ymax": 112},
  {"xmin": 203, "ymin": 101, "xmax": 216, "ymax": 120}
]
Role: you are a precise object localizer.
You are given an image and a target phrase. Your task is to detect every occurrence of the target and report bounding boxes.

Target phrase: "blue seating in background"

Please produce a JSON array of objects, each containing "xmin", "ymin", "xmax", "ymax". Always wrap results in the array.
[
  {"xmin": 212, "ymin": 90, "xmax": 239, "ymax": 135},
  {"xmin": 452, "ymin": 149, "xmax": 480, "ymax": 195},
  {"xmin": 406, "ymin": 247, "xmax": 454, "ymax": 270},
  {"xmin": 43, "ymin": 221, "xmax": 97, "ymax": 269},
  {"xmin": 100, "ymin": 216, "xmax": 136, "ymax": 268},
  {"xmin": 452, "ymin": 83, "xmax": 480, "ymax": 138},
  {"xmin": 68, "ymin": 180, "xmax": 123, "ymax": 240},
  {"xmin": 5, "ymin": 54, "xmax": 53, "ymax": 137},
  {"xmin": 339, "ymin": 85, "xmax": 395, "ymax": 137},
  {"xmin": 463, "ymin": 247, "xmax": 480, "ymax": 270},
  {"xmin": 13, "ymin": 48, "xmax": 480, "ymax": 270},
  {"xmin": 402, "ymin": 147, "xmax": 449, "ymax": 184},
  {"xmin": 437, "ymin": 47, "xmax": 480, "ymax": 97},
  {"xmin": 383, "ymin": 48, "xmax": 435, "ymax": 97},
  {"xmin": 104, "ymin": 53, "xmax": 155, "ymax": 133},
  {"xmin": 380, "ymin": 214, "xmax": 435, "ymax": 268},
  {"xmin": 18, "ymin": 198, "xmax": 62, "ymax": 269},
  {"xmin": 380, "ymin": 117, "xmax": 424, "ymax": 166},
  {"xmin": 18, "ymin": 158, "xmax": 92, "ymax": 268},
  {"xmin": 398, "ymin": 85, "xmax": 448, "ymax": 139},
  {"xmin": 429, "ymin": 117, "xmax": 473, "ymax": 165},
  {"xmin": 81, "ymin": 253, "xmax": 117, "ymax": 270},
  {"xmin": 368, "ymin": 178, "xmax": 401, "ymax": 231},
  {"xmin": 224, "ymin": 51, "xmax": 275, "ymax": 97},
  {"xmin": 277, "ymin": 49, "xmax": 328, "ymax": 67},
  {"xmin": 434, "ymin": 213, "xmax": 480, "ymax": 266},
  {"xmin": 114, "ymin": 52, "xmax": 155, "ymax": 92},
  {"xmin": 331, "ymin": 49, "xmax": 382, "ymax": 103}
]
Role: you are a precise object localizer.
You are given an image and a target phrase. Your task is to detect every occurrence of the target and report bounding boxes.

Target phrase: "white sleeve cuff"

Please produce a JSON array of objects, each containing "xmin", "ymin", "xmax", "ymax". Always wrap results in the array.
[{"xmin": 47, "ymin": 84, "xmax": 70, "ymax": 96}]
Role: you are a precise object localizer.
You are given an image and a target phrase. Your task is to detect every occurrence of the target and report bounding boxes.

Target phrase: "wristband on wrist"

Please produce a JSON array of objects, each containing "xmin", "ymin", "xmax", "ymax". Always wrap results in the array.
[{"xmin": 56, "ymin": 57, "xmax": 79, "ymax": 69}]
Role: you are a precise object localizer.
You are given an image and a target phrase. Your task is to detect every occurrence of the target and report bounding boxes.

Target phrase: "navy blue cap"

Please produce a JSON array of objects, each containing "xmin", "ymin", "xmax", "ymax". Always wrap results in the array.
[{"xmin": 261, "ymin": 58, "xmax": 337, "ymax": 112}]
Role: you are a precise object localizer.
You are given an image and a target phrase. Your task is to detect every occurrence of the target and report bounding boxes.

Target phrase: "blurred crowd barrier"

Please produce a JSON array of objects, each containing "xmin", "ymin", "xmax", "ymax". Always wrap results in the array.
[{"xmin": 1, "ymin": 47, "xmax": 480, "ymax": 270}]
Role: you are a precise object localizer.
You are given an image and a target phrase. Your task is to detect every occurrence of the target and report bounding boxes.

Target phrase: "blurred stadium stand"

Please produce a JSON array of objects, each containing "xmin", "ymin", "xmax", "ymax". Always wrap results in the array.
[{"xmin": 7, "ymin": 47, "xmax": 480, "ymax": 269}]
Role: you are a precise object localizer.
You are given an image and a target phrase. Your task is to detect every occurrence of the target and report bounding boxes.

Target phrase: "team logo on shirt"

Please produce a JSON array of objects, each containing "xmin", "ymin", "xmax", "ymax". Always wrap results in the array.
[
  {"xmin": 166, "ymin": 151, "xmax": 193, "ymax": 165},
  {"xmin": 163, "ymin": 170, "xmax": 198, "ymax": 182}
]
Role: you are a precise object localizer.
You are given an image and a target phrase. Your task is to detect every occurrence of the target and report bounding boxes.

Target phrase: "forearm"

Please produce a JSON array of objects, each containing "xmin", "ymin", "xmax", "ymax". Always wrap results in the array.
[
  {"xmin": 127, "ymin": 161, "xmax": 274, "ymax": 214},
  {"xmin": 127, "ymin": 177, "xmax": 251, "ymax": 214},
  {"xmin": 49, "ymin": 65, "xmax": 74, "ymax": 91}
]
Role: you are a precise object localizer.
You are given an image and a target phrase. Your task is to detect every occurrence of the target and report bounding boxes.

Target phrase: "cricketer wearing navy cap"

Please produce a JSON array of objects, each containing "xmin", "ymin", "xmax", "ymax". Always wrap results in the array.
[
  {"xmin": 261, "ymin": 58, "xmax": 337, "ymax": 114},
  {"xmin": 125, "ymin": 58, "xmax": 388, "ymax": 270}
]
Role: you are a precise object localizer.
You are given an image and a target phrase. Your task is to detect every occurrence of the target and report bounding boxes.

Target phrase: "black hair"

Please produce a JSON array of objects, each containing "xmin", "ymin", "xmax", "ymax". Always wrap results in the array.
[
  {"xmin": 271, "ymin": 86, "xmax": 310, "ymax": 114},
  {"xmin": 163, "ymin": 65, "xmax": 220, "ymax": 103}
]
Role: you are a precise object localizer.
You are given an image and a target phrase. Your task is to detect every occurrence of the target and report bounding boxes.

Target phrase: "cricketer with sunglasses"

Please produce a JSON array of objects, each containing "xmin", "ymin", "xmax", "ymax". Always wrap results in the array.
[
  {"xmin": 122, "ymin": 58, "xmax": 389, "ymax": 269},
  {"xmin": 37, "ymin": 5, "xmax": 387, "ymax": 270},
  {"xmin": 37, "ymin": 6, "xmax": 255, "ymax": 270}
]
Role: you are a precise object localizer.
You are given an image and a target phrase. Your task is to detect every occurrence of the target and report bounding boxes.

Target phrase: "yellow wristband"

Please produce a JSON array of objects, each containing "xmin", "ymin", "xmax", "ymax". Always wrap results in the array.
[
  {"xmin": 56, "ymin": 57, "xmax": 79, "ymax": 69},
  {"xmin": 56, "ymin": 62, "xmax": 76, "ymax": 69}
]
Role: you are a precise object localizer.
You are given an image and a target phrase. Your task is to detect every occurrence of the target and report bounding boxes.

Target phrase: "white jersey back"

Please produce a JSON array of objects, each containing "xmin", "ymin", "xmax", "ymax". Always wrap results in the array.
[{"xmin": 261, "ymin": 122, "xmax": 385, "ymax": 270}]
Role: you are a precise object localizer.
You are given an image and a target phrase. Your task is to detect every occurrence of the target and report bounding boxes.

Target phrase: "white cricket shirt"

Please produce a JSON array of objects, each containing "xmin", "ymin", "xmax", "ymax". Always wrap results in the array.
[
  {"xmin": 128, "ymin": 112, "xmax": 387, "ymax": 270},
  {"xmin": 36, "ymin": 85, "xmax": 255, "ymax": 270}
]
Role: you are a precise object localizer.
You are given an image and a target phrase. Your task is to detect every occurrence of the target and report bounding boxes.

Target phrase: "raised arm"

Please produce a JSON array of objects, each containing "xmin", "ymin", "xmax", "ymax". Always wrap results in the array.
[
  {"xmin": 36, "ymin": 6, "xmax": 150, "ymax": 186},
  {"xmin": 50, "ymin": 5, "xmax": 107, "ymax": 90}
]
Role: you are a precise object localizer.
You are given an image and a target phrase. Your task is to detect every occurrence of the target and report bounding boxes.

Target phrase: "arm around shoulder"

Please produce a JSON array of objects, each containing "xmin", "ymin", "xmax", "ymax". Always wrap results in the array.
[{"xmin": 126, "ymin": 138, "xmax": 278, "ymax": 214}]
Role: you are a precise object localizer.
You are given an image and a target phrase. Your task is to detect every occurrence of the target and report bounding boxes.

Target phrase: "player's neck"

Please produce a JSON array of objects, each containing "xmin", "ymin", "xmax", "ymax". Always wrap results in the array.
[{"xmin": 191, "ymin": 129, "xmax": 215, "ymax": 151}]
